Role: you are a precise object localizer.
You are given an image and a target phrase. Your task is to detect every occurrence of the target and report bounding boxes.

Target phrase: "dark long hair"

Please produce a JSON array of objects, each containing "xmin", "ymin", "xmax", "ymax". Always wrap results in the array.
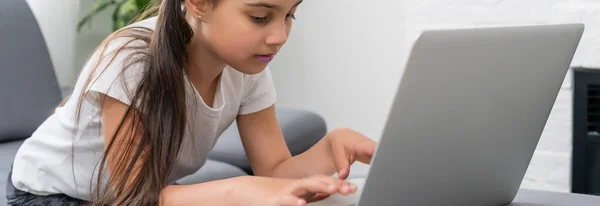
[{"xmin": 66, "ymin": 0, "xmax": 198, "ymax": 205}]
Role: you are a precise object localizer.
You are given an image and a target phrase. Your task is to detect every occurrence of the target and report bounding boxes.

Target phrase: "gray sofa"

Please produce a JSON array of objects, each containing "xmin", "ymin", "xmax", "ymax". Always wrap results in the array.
[{"xmin": 0, "ymin": 0, "xmax": 326, "ymax": 205}]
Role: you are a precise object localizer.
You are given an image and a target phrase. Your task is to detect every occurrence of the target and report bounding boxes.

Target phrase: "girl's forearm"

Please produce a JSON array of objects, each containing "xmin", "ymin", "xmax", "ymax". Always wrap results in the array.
[
  {"xmin": 159, "ymin": 178, "xmax": 236, "ymax": 206},
  {"xmin": 267, "ymin": 134, "xmax": 337, "ymax": 179}
]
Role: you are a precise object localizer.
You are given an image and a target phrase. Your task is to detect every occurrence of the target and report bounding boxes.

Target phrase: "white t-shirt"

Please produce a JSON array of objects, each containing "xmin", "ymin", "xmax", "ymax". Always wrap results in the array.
[{"xmin": 10, "ymin": 17, "xmax": 276, "ymax": 201}]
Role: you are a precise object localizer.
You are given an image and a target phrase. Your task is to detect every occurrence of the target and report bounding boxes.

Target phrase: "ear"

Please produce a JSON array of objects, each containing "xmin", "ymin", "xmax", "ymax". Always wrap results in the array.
[{"xmin": 185, "ymin": 0, "xmax": 212, "ymax": 20}]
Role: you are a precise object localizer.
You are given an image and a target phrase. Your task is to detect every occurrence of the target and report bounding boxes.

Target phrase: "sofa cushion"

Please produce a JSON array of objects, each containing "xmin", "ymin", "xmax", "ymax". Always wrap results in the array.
[
  {"xmin": 0, "ymin": 140, "xmax": 24, "ymax": 206},
  {"xmin": 175, "ymin": 160, "xmax": 248, "ymax": 185},
  {"xmin": 208, "ymin": 108, "xmax": 327, "ymax": 174},
  {"xmin": 0, "ymin": 0, "xmax": 62, "ymax": 143}
]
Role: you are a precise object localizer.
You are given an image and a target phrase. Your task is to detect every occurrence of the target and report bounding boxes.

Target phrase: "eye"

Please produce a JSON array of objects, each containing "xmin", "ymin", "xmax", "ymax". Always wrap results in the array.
[
  {"xmin": 286, "ymin": 14, "xmax": 296, "ymax": 20},
  {"xmin": 250, "ymin": 16, "xmax": 268, "ymax": 24}
]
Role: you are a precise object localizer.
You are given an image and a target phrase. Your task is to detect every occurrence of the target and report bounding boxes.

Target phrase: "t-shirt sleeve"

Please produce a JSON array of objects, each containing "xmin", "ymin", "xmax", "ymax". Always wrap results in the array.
[
  {"xmin": 83, "ymin": 37, "xmax": 146, "ymax": 108},
  {"xmin": 238, "ymin": 67, "xmax": 277, "ymax": 115}
]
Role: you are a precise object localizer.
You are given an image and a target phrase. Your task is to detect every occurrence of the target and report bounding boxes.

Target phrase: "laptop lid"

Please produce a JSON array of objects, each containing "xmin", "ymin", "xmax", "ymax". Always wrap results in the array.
[{"xmin": 358, "ymin": 24, "xmax": 584, "ymax": 206}]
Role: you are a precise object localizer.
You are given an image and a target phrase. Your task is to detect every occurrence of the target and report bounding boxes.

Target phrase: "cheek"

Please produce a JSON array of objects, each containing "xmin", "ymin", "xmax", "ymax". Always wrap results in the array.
[
  {"xmin": 221, "ymin": 36, "xmax": 257, "ymax": 57},
  {"xmin": 207, "ymin": 19, "xmax": 261, "ymax": 60}
]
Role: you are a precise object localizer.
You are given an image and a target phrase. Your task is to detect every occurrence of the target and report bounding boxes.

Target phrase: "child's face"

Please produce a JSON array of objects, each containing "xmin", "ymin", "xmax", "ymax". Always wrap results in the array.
[{"xmin": 195, "ymin": 0, "xmax": 301, "ymax": 74}]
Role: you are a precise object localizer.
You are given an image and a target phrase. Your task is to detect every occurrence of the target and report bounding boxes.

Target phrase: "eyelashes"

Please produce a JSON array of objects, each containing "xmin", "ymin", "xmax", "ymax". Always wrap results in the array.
[
  {"xmin": 251, "ymin": 16, "xmax": 268, "ymax": 24},
  {"xmin": 250, "ymin": 14, "xmax": 296, "ymax": 25}
]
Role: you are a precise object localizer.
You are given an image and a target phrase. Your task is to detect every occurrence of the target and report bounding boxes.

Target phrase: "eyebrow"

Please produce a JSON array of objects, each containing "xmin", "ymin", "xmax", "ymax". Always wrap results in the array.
[{"xmin": 246, "ymin": 0, "xmax": 303, "ymax": 10}]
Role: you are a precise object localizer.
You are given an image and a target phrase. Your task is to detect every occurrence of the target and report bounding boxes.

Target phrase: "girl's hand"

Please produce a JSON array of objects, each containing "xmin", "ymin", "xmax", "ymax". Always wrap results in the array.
[
  {"xmin": 327, "ymin": 128, "xmax": 377, "ymax": 180},
  {"xmin": 231, "ymin": 175, "xmax": 358, "ymax": 206}
]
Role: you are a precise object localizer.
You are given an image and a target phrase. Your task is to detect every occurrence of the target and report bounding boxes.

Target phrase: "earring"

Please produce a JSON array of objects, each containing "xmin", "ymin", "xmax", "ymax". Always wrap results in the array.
[{"xmin": 197, "ymin": 15, "xmax": 203, "ymax": 21}]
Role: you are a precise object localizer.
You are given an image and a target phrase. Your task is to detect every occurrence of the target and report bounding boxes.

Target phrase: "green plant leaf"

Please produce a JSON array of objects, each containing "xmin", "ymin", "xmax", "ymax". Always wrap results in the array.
[
  {"xmin": 77, "ymin": 0, "xmax": 117, "ymax": 32},
  {"xmin": 113, "ymin": 0, "xmax": 140, "ymax": 31},
  {"xmin": 135, "ymin": 0, "xmax": 151, "ymax": 9}
]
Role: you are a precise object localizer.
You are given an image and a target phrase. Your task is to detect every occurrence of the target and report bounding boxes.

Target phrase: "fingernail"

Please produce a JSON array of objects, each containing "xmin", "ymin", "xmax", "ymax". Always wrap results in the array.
[
  {"xmin": 350, "ymin": 184, "xmax": 357, "ymax": 190},
  {"xmin": 297, "ymin": 199, "xmax": 304, "ymax": 205},
  {"xmin": 342, "ymin": 185, "xmax": 349, "ymax": 192}
]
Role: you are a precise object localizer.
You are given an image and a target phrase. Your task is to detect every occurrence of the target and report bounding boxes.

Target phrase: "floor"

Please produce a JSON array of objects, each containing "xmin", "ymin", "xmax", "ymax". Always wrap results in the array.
[{"xmin": 345, "ymin": 86, "xmax": 575, "ymax": 193}]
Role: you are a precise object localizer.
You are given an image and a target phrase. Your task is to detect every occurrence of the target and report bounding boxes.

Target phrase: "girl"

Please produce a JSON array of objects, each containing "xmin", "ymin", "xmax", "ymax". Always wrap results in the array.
[{"xmin": 7, "ymin": 0, "xmax": 376, "ymax": 205}]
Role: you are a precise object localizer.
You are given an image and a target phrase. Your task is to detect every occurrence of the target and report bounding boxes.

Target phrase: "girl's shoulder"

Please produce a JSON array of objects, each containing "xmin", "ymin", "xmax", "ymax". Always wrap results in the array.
[
  {"xmin": 94, "ymin": 16, "xmax": 158, "ymax": 58},
  {"xmin": 76, "ymin": 18, "xmax": 159, "ymax": 108},
  {"xmin": 128, "ymin": 16, "xmax": 159, "ymax": 30}
]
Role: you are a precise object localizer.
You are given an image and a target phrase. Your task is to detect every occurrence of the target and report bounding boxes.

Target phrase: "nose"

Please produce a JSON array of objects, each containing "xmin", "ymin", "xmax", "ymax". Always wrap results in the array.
[{"xmin": 265, "ymin": 21, "xmax": 289, "ymax": 46}]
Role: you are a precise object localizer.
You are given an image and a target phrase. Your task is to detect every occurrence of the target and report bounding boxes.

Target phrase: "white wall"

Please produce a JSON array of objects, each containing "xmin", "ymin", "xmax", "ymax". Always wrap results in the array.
[
  {"xmin": 404, "ymin": 0, "xmax": 600, "ymax": 75},
  {"xmin": 269, "ymin": 0, "xmax": 407, "ymax": 141},
  {"xmin": 26, "ymin": 0, "xmax": 79, "ymax": 88},
  {"xmin": 74, "ymin": 1, "xmax": 116, "ymax": 78}
]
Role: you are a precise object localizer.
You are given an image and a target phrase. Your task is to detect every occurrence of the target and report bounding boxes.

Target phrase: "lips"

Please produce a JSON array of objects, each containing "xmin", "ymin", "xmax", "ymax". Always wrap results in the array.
[{"xmin": 255, "ymin": 54, "xmax": 274, "ymax": 63}]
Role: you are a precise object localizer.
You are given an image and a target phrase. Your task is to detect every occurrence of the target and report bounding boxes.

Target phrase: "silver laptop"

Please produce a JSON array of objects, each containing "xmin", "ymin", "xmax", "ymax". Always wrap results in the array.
[{"xmin": 353, "ymin": 24, "xmax": 584, "ymax": 206}]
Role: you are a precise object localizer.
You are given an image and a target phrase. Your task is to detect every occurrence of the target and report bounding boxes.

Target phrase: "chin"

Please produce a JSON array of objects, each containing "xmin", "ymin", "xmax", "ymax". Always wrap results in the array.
[
  {"xmin": 229, "ymin": 64, "xmax": 267, "ymax": 75},
  {"xmin": 226, "ymin": 58, "xmax": 269, "ymax": 74}
]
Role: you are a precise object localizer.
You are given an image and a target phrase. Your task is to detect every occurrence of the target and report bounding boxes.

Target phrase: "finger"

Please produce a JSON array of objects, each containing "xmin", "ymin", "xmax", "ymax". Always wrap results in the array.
[
  {"xmin": 314, "ymin": 176, "xmax": 357, "ymax": 196},
  {"xmin": 277, "ymin": 195, "xmax": 306, "ymax": 206},
  {"xmin": 314, "ymin": 175, "xmax": 344, "ymax": 189},
  {"xmin": 289, "ymin": 178, "xmax": 336, "ymax": 197},
  {"xmin": 338, "ymin": 182, "xmax": 358, "ymax": 195},
  {"xmin": 332, "ymin": 144, "xmax": 351, "ymax": 180},
  {"xmin": 338, "ymin": 168, "xmax": 350, "ymax": 180},
  {"xmin": 357, "ymin": 140, "xmax": 377, "ymax": 164},
  {"xmin": 307, "ymin": 192, "xmax": 331, "ymax": 202}
]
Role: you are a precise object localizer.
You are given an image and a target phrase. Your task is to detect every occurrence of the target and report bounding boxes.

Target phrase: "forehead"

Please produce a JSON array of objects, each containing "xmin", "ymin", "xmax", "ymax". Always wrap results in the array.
[{"xmin": 234, "ymin": 0, "xmax": 303, "ymax": 9}]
